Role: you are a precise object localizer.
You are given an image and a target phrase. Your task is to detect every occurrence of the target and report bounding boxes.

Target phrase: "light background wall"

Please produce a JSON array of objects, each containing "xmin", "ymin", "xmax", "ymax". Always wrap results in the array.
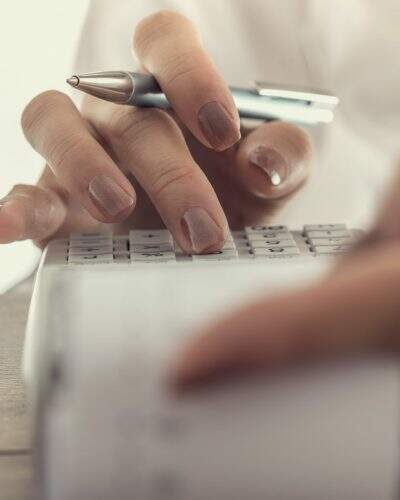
[{"xmin": 0, "ymin": 1, "xmax": 89, "ymax": 292}]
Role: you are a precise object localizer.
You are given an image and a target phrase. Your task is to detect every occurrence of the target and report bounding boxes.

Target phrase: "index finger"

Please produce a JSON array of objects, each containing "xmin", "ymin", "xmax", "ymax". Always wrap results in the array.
[{"xmin": 133, "ymin": 11, "xmax": 241, "ymax": 151}]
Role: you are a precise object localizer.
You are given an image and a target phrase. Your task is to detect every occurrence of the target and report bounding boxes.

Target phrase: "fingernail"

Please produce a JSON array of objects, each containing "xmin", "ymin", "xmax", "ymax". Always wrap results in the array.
[
  {"xmin": 249, "ymin": 146, "xmax": 288, "ymax": 187},
  {"xmin": 198, "ymin": 101, "xmax": 241, "ymax": 151},
  {"xmin": 88, "ymin": 175, "xmax": 134, "ymax": 217},
  {"xmin": 181, "ymin": 207, "xmax": 226, "ymax": 254}
]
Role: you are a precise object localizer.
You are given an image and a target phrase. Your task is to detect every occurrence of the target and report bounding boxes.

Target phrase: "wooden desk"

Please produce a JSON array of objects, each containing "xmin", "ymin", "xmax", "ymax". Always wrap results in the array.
[{"xmin": 0, "ymin": 278, "xmax": 35, "ymax": 499}]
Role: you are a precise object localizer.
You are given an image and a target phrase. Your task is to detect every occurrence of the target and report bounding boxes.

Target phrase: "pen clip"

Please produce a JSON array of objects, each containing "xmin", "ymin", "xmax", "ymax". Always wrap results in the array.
[{"xmin": 252, "ymin": 81, "xmax": 339, "ymax": 108}]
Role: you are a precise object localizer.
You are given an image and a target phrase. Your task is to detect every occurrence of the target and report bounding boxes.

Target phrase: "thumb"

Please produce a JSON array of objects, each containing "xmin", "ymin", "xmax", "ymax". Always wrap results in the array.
[{"xmin": 171, "ymin": 243, "xmax": 400, "ymax": 388}]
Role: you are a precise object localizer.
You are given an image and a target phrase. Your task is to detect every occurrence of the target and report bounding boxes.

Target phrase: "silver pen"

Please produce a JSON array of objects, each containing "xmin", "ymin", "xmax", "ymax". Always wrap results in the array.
[{"xmin": 67, "ymin": 71, "xmax": 338, "ymax": 125}]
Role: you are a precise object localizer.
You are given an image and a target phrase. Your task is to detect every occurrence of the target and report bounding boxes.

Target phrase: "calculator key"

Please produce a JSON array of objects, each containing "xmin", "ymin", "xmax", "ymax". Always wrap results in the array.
[
  {"xmin": 70, "ymin": 232, "xmax": 112, "ymax": 240},
  {"xmin": 68, "ymin": 253, "xmax": 114, "ymax": 264},
  {"xmin": 130, "ymin": 242, "xmax": 174, "ymax": 252},
  {"xmin": 69, "ymin": 237, "xmax": 112, "ymax": 248},
  {"xmin": 313, "ymin": 245, "xmax": 351, "ymax": 255},
  {"xmin": 69, "ymin": 238, "xmax": 113, "ymax": 247},
  {"xmin": 305, "ymin": 230, "xmax": 351, "ymax": 238},
  {"xmin": 129, "ymin": 230, "xmax": 173, "ymax": 245},
  {"xmin": 247, "ymin": 232, "xmax": 294, "ymax": 242},
  {"xmin": 69, "ymin": 243, "xmax": 113, "ymax": 254},
  {"xmin": 245, "ymin": 225, "xmax": 288, "ymax": 233},
  {"xmin": 192, "ymin": 249, "xmax": 238, "ymax": 261},
  {"xmin": 69, "ymin": 246, "xmax": 113, "ymax": 256},
  {"xmin": 253, "ymin": 247, "xmax": 300, "ymax": 258},
  {"xmin": 131, "ymin": 251, "xmax": 176, "ymax": 263},
  {"xmin": 308, "ymin": 237, "xmax": 352, "ymax": 247},
  {"xmin": 303, "ymin": 224, "xmax": 346, "ymax": 232},
  {"xmin": 250, "ymin": 239, "xmax": 297, "ymax": 249}
]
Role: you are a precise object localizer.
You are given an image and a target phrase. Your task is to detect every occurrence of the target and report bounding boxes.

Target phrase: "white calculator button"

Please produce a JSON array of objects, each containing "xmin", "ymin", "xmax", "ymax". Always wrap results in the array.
[
  {"xmin": 129, "ymin": 230, "xmax": 173, "ymax": 245},
  {"xmin": 253, "ymin": 247, "xmax": 300, "ymax": 258},
  {"xmin": 309, "ymin": 237, "xmax": 352, "ymax": 247},
  {"xmin": 131, "ymin": 251, "xmax": 176, "ymax": 263},
  {"xmin": 313, "ymin": 245, "xmax": 351, "ymax": 255},
  {"xmin": 245, "ymin": 225, "xmax": 288, "ymax": 233},
  {"xmin": 69, "ymin": 237, "xmax": 112, "ymax": 248},
  {"xmin": 70, "ymin": 232, "xmax": 112, "ymax": 240},
  {"xmin": 250, "ymin": 239, "xmax": 296, "ymax": 249},
  {"xmin": 192, "ymin": 249, "xmax": 238, "ymax": 261},
  {"xmin": 69, "ymin": 239, "xmax": 113, "ymax": 248},
  {"xmin": 131, "ymin": 242, "xmax": 174, "ymax": 252},
  {"xmin": 304, "ymin": 224, "xmax": 346, "ymax": 232},
  {"xmin": 305, "ymin": 230, "xmax": 351, "ymax": 238},
  {"xmin": 69, "ymin": 246, "xmax": 113, "ymax": 256},
  {"xmin": 68, "ymin": 254, "xmax": 114, "ymax": 264},
  {"xmin": 247, "ymin": 232, "xmax": 294, "ymax": 242}
]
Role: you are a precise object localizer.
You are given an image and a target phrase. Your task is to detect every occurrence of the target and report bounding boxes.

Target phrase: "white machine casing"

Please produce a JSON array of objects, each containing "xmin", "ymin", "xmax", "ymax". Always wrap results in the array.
[{"xmin": 23, "ymin": 227, "xmax": 400, "ymax": 500}]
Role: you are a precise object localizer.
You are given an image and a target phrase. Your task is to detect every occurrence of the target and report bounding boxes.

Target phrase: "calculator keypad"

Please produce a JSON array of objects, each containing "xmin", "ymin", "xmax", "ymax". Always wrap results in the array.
[{"xmin": 64, "ymin": 224, "xmax": 359, "ymax": 264}]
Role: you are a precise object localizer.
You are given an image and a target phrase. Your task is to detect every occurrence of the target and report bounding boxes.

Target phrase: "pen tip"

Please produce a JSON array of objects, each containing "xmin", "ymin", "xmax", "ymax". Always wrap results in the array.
[{"xmin": 66, "ymin": 76, "xmax": 79, "ymax": 87}]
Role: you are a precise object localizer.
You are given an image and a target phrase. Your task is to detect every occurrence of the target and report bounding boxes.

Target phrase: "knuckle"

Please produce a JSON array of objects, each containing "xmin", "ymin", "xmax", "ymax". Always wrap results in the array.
[
  {"xmin": 149, "ymin": 160, "xmax": 195, "ymax": 199},
  {"xmin": 46, "ymin": 132, "xmax": 87, "ymax": 172},
  {"xmin": 133, "ymin": 10, "xmax": 199, "ymax": 57},
  {"xmin": 21, "ymin": 90, "xmax": 71, "ymax": 139},
  {"xmin": 159, "ymin": 48, "xmax": 204, "ymax": 88},
  {"xmin": 108, "ymin": 107, "xmax": 169, "ymax": 144}
]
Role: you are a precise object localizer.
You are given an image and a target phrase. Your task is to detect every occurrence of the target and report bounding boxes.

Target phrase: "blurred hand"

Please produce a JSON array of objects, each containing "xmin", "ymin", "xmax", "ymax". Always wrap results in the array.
[
  {"xmin": 0, "ymin": 11, "xmax": 312, "ymax": 253},
  {"xmin": 172, "ymin": 163, "xmax": 400, "ymax": 387}
]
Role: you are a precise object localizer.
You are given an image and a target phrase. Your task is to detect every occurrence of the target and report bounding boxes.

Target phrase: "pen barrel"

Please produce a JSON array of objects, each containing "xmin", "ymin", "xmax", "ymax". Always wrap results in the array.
[
  {"xmin": 126, "ymin": 73, "xmax": 334, "ymax": 124},
  {"xmin": 127, "ymin": 72, "xmax": 170, "ymax": 110}
]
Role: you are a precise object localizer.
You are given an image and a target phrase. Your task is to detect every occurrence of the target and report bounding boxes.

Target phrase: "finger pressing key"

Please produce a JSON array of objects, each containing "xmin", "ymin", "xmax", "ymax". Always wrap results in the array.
[{"xmin": 89, "ymin": 99, "xmax": 228, "ymax": 254}]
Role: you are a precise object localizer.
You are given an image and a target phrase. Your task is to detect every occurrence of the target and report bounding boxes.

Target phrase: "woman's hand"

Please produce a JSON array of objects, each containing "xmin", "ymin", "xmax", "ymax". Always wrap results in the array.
[
  {"xmin": 0, "ymin": 11, "xmax": 312, "ymax": 253},
  {"xmin": 172, "ymin": 163, "xmax": 400, "ymax": 387}
]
